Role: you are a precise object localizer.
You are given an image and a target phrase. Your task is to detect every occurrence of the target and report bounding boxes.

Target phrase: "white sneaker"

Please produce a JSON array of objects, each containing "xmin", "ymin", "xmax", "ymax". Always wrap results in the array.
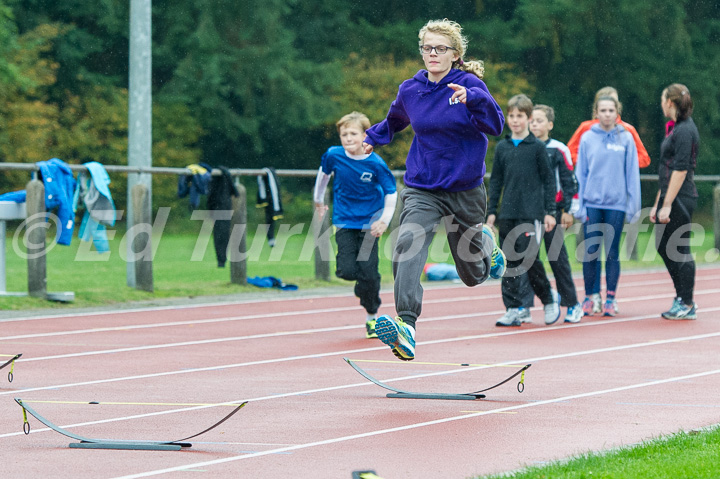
[
  {"xmin": 564, "ymin": 303, "xmax": 583, "ymax": 323},
  {"xmin": 496, "ymin": 308, "xmax": 532, "ymax": 327},
  {"xmin": 592, "ymin": 293, "xmax": 602, "ymax": 314},
  {"xmin": 544, "ymin": 290, "xmax": 561, "ymax": 325}
]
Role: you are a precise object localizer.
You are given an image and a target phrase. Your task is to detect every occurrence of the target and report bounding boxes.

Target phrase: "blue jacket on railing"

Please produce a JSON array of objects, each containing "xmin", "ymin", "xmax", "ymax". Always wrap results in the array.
[
  {"xmin": 37, "ymin": 158, "xmax": 76, "ymax": 245},
  {"xmin": 0, "ymin": 190, "xmax": 27, "ymax": 203},
  {"xmin": 72, "ymin": 161, "xmax": 116, "ymax": 253}
]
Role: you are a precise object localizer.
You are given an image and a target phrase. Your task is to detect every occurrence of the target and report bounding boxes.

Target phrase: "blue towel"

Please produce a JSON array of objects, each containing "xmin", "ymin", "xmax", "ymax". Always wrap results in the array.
[
  {"xmin": 247, "ymin": 276, "xmax": 298, "ymax": 291},
  {"xmin": 425, "ymin": 263, "xmax": 460, "ymax": 281}
]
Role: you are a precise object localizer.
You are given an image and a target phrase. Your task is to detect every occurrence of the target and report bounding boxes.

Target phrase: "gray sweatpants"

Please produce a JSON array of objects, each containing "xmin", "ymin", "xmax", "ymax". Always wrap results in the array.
[{"xmin": 393, "ymin": 185, "xmax": 493, "ymax": 328}]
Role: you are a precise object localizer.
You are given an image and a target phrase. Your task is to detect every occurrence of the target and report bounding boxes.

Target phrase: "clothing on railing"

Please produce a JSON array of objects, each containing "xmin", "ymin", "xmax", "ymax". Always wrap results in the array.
[
  {"xmin": 0, "ymin": 190, "xmax": 26, "ymax": 203},
  {"xmin": 208, "ymin": 166, "xmax": 239, "ymax": 267},
  {"xmin": 177, "ymin": 163, "xmax": 212, "ymax": 212},
  {"xmin": 256, "ymin": 167, "xmax": 283, "ymax": 247},
  {"xmin": 36, "ymin": 158, "xmax": 76, "ymax": 245},
  {"xmin": 72, "ymin": 162, "xmax": 117, "ymax": 253}
]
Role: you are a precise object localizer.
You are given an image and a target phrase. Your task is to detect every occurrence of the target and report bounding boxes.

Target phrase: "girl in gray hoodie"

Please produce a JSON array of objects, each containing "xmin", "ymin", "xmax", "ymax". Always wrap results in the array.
[{"xmin": 575, "ymin": 96, "xmax": 641, "ymax": 317}]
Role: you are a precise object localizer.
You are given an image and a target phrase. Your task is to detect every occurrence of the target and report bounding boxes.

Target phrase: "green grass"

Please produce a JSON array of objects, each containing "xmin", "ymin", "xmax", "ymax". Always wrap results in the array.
[
  {"xmin": 1, "ymin": 222, "xmax": 718, "ymax": 312},
  {"xmin": 0, "ymin": 232, "xmax": 353, "ymax": 310},
  {"xmin": 477, "ymin": 426, "xmax": 720, "ymax": 479},
  {"xmin": 0, "ymin": 225, "xmax": 409, "ymax": 310}
]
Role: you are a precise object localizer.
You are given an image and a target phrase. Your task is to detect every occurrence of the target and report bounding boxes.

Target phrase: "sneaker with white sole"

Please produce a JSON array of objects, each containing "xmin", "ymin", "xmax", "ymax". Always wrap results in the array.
[
  {"xmin": 496, "ymin": 307, "xmax": 532, "ymax": 327},
  {"xmin": 592, "ymin": 293, "xmax": 602, "ymax": 314},
  {"xmin": 582, "ymin": 293, "xmax": 602, "ymax": 316},
  {"xmin": 564, "ymin": 303, "xmax": 583, "ymax": 323},
  {"xmin": 602, "ymin": 298, "xmax": 619, "ymax": 317},
  {"xmin": 544, "ymin": 289, "xmax": 561, "ymax": 325},
  {"xmin": 661, "ymin": 297, "xmax": 683, "ymax": 318},
  {"xmin": 662, "ymin": 299, "xmax": 697, "ymax": 320},
  {"xmin": 482, "ymin": 225, "xmax": 506, "ymax": 279},
  {"xmin": 375, "ymin": 315, "xmax": 416, "ymax": 360}
]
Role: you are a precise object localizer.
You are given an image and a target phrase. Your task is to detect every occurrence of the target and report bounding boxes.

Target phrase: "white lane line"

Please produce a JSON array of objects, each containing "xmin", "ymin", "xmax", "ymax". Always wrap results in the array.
[
  {"xmin": 3, "ymin": 306, "xmax": 719, "ymax": 397},
  {"xmin": 108, "ymin": 367, "xmax": 720, "ymax": 478},
  {"xmin": 2, "ymin": 320, "xmax": 720, "ymax": 442},
  {"xmin": 10, "ymin": 288, "xmax": 720, "ymax": 363},
  {"xmin": 2, "ymin": 275, "xmax": 718, "ymax": 343},
  {"xmin": 3, "ymin": 269, "xmax": 717, "ymax": 325},
  {"xmin": 0, "ymin": 290, "xmax": 359, "ymax": 322},
  {"xmin": 0, "ymin": 294, "xmax": 504, "ymax": 341}
]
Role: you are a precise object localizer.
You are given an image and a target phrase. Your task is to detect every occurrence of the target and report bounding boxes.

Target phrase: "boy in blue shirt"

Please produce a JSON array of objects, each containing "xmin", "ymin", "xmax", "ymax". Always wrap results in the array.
[
  {"xmin": 314, "ymin": 112, "xmax": 398, "ymax": 338},
  {"xmin": 487, "ymin": 94, "xmax": 561, "ymax": 327}
]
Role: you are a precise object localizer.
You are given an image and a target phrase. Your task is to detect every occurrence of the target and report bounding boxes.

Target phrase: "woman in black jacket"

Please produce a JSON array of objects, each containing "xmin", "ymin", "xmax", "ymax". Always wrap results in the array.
[{"xmin": 650, "ymin": 83, "xmax": 699, "ymax": 320}]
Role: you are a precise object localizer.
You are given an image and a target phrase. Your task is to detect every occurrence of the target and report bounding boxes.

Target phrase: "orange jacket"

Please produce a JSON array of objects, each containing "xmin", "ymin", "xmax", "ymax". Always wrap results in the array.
[{"xmin": 567, "ymin": 117, "xmax": 650, "ymax": 168}]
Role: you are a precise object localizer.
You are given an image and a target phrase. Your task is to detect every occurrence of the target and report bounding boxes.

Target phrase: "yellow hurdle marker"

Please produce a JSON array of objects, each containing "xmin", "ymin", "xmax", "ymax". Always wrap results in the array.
[
  {"xmin": 348, "ymin": 359, "xmax": 524, "ymax": 368},
  {"xmin": 0, "ymin": 353, "xmax": 21, "ymax": 382},
  {"xmin": 20, "ymin": 400, "xmax": 245, "ymax": 407}
]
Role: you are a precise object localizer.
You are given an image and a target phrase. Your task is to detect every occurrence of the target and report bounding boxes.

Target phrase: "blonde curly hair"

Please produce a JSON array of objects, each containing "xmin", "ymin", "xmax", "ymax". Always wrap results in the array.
[{"xmin": 418, "ymin": 18, "xmax": 484, "ymax": 79}]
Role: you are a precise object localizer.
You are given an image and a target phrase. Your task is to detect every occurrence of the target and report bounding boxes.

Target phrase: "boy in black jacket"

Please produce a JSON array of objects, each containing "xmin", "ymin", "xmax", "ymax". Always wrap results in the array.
[{"xmin": 486, "ymin": 95, "xmax": 560, "ymax": 327}]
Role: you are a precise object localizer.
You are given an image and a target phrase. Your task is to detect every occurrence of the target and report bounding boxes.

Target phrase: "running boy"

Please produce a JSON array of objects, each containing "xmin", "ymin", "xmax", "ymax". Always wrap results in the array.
[
  {"xmin": 362, "ymin": 19, "xmax": 506, "ymax": 361},
  {"xmin": 486, "ymin": 94, "xmax": 561, "ymax": 327},
  {"xmin": 314, "ymin": 111, "xmax": 398, "ymax": 339},
  {"xmin": 527, "ymin": 104, "xmax": 583, "ymax": 323}
]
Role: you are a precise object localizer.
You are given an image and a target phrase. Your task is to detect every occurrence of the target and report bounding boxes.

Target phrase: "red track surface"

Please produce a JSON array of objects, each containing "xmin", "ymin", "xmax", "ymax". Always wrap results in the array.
[{"xmin": 1, "ymin": 266, "xmax": 720, "ymax": 478}]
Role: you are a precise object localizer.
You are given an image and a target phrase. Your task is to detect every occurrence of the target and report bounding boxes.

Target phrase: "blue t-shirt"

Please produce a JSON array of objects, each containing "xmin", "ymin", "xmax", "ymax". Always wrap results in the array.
[{"xmin": 320, "ymin": 146, "xmax": 397, "ymax": 229}]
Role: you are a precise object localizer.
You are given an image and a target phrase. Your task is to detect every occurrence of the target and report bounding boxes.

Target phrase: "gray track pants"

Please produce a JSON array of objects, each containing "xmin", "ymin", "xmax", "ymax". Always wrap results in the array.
[{"xmin": 393, "ymin": 185, "xmax": 493, "ymax": 328}]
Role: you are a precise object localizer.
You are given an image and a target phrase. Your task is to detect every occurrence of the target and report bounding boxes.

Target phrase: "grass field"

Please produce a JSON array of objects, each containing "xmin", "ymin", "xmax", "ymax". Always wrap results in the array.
[
  {"xmin": 1, "ymin": 220, "xmax": 718, "ymax": 311},
  {"xmin": 478, "ymin": 426, "xmax": 720, "ymax": 479}
]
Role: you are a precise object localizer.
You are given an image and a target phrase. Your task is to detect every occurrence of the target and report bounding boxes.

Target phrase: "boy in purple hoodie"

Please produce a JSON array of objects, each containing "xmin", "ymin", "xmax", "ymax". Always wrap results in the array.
[{"xmin": 362, "ymin": 19, "xmax": 506, "ymax": 361}]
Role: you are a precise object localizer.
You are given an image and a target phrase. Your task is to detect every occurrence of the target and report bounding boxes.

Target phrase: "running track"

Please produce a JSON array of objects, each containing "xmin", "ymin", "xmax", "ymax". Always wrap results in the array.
[{"xmin": 1, "ymin": 267, "xmax": 720, "ymax": 478}]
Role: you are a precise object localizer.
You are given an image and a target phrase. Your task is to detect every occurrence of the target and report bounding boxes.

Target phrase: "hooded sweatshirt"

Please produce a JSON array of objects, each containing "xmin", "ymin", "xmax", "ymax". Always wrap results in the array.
[
  {"xmin": 575, "ymin": 124, "xmax": 641, "ymax": 223},
  {"xmin": 364, "ymin": 69, "xmax": 505, "ymax": 192},
  {"xmin": 37, "ymin": 158, "xmax": 76, "ymax": 245}
]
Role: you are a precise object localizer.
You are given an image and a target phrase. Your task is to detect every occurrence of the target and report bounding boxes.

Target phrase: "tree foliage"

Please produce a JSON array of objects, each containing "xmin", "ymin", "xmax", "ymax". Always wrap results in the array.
[{"xmin": 1, "ymin": 0, "xmax": 719, "ymax": 206}]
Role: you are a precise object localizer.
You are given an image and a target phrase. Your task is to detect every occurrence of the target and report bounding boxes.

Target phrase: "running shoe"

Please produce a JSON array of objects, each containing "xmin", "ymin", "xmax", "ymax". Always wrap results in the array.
[
  {"xmin": 662, "ymin": 299, "xmax": 698, "ymax": 320},
  {"xmin": 592, "ymin": 293, "xmax": 602, "ymax": 314},
  {"xmin": 544, "ymin": 290, "xmax": 561, "ymax": 325},
  {"xmin": 661, "ymin": 297, "xmax": 683, "ymax": 318},
  {"xmin": 482, "ymin": 225, "xmax": 506, "ymax": 279},
  {"xmin": 564, "ymin": 303, "xmax": 583, "ymax": 323},
  {"xmin": 365, "ymin": 319, "xmax": 378, "ymax": 339},
  {"xmin": 582, "ymin": 293, "xmax": 602, "ymax": 316},
  {"xmin": 375, "ymin": 315, "xmax": 415, "ymax": 360},
  {"xmin": 602, "ymin": 298, "xmax": 619, "ymax": 317},
  {"xmin": 496, "ymin": 307, "xmax": 532, "ymax": 327}
]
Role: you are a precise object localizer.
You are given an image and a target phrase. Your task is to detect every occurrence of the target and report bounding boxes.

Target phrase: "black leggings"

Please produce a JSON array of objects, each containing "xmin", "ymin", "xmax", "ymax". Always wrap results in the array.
[
  {"xmin": 335, "ymin": 228, "xmax": 381, "ymax": 315},
  {"xmin": 654, "ymin": 195, "xmax": 696, "ymax": 304}
]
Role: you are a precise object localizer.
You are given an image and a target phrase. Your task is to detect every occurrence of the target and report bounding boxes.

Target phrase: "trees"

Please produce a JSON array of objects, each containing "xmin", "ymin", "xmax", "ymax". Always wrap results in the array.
[
  {"xmin": 1, "ymin": 0, "xmax": 717, "ymax": 194},
  {"xmin": 0, "ymin": 1, "xmax": 202, "ymax": 197},
  {"xmin": 155, "ymin": 0, "xmax": 342, "ymax": 168}
]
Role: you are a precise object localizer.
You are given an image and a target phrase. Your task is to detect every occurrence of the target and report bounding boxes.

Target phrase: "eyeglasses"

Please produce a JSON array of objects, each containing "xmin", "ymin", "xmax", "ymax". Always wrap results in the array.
[{"xmin": 419, "ymin": 44, "xmax": 457, "ymax": 55}]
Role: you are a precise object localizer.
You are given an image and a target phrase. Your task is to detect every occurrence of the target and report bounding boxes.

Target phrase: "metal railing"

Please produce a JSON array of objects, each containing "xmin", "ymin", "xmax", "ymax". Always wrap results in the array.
[{"xmin": 1, "ymin": 161, "xmax": 719, "ymax": 300}]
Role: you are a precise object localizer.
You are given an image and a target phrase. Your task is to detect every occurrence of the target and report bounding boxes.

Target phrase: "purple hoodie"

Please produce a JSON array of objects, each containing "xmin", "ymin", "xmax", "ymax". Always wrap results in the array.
[{"xmin": 364, "ymin": 69, "xmax": 504, "ymax": 191}]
